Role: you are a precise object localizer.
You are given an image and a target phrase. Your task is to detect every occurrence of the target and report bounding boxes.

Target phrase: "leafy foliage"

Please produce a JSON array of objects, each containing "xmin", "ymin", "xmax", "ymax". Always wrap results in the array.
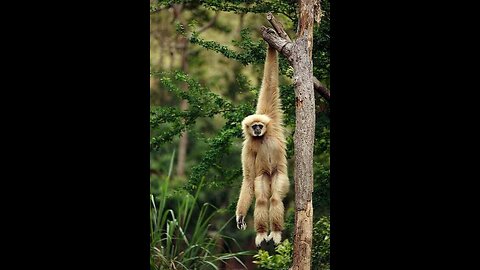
[
  {"xmin": 150, "ymin": 152, "xmax": 253, "ymax": 269},
  {"xmin": 253, "ymin": 239, "xmax": 293, "ymax": 270},
  {"xmin": 312, "ymin": 216, "xmax": 330, "ymax": 270}
]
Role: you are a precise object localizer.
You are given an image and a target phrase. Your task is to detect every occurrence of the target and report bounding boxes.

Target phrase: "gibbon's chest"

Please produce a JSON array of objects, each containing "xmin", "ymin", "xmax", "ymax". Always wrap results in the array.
[{"xmin": 251, "ymin": 137, "xmax": 282, "ymax": 175}]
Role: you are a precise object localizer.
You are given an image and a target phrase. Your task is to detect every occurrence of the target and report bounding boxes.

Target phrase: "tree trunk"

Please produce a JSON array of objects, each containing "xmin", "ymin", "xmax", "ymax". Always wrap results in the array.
[
  {"xmin": 291, "ymin": 1, "xmax": 316, "ymax": 269},
  {"xmin": 261, "ymin": 0, "xmax": 317, "ymax": 268},
  {"xmin": 176, "ymin": 37, "xmax": 189, "ymax": 178},
  {"xmin": 172, "ymin": 4, "xmax": 189, "ymax": 178}
]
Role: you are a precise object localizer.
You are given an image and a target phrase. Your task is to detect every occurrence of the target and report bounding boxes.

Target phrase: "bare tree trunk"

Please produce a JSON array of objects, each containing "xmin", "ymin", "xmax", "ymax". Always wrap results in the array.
[
  {"xmin": 261, "ymin": 0, "xmax": 317, "ymax": 268},
  {"xmin": 176, "ymin": 39, "xmax": 189, "ymax": 178},
  {"xmin": 291, "ymin": 1, "xmax": 315, "ymax": 269},
  {"xmin": 173, "ymin": 7, "xmax": 218, "ymax": 178},
  {"xmin": 172, "ymin": 4, "xmax": 189, "ymax": 178}
]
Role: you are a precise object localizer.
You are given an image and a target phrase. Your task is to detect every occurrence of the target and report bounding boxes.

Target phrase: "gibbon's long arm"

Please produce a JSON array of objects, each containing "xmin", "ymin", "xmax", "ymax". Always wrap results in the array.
[
  {"xmin": 235, "ymin": 146, "xmax": 255, "ymax": 229},
  {"xmin": 255, "ymin": 46, "xmax": 282, "ymax": 124}
]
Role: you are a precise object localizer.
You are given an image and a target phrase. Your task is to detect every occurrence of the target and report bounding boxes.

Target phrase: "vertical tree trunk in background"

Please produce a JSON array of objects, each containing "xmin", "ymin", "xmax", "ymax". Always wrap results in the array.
[
  {"xmin": 176, "ymin": 38, "xmax": 189, "ymax": 178},
  {"xmin": 291, "ymin": 0, "xmax": 315, "ymax": 269},
  {"xmin": 172, "ymin": 4, "xmax": 188, "ymax": 178}
]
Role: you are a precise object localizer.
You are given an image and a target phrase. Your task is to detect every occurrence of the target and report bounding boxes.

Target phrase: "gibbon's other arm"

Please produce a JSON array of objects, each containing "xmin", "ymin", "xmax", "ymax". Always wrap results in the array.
[
  {"xmin": 235, "ymin": 145, "xmax": 255, "ymax": 230},
  {"xmin": 255, "ymin": 46, "xmax": 282, "ymax": 124}
]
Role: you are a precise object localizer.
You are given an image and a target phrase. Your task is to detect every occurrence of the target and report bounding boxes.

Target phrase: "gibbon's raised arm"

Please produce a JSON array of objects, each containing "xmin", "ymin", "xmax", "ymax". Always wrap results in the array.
[{"xmin": 255, "ymin": 46, "xmax": 282, "ymax": 124}]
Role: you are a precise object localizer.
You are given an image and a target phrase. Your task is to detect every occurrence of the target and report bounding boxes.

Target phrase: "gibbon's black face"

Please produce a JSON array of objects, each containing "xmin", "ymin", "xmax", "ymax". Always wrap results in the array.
[
  {"xmin": 251, "ymin": 123, "xmax": 265, "ymax": 136},
  {"xmin": 242, "ymin": 114, "xmax": 271, "ymax": 138}
]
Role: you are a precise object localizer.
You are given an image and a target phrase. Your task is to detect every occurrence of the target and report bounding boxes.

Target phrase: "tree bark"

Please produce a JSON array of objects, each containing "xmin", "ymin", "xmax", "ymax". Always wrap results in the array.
[{"xmin": 261, "ymin": 1, "xmax": 317, "ymax": 269}]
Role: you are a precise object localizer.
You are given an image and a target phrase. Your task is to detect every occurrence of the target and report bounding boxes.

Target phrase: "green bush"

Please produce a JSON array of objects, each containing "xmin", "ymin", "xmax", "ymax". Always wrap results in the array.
[
  {"xmin": 253, "ymin": 240, "xmax": 293, "ymax": 270},
  {"xmin": 312, "ymin": 216, "xmax": 330, "ymax": 270}
]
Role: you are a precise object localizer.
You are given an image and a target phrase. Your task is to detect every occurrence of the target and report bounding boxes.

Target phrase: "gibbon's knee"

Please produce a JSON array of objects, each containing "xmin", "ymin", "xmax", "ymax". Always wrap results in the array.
[
  {"xmin": 254, "ymin": 197, "xmax": 269, "ymax": 234},
  {"xmin": 269, "ymin": 196, "xmax": 285, "ymax": 231},
  {"xmin": 269, "ymin": 197, "xmax": 280, "ymax": 207},
  {"xmin": 256, "ymin": 198, "xmax": 268, "ymax": 207}
]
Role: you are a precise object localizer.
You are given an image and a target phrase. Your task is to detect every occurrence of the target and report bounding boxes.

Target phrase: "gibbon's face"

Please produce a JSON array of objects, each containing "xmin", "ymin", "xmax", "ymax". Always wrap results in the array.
[
  {"xmin": 250, "ymin": 122, "xmax": 266, "ymax": 137},
  {"xmin": 242, "ymin": 114, "xmax": 271, "ymax": 138}
]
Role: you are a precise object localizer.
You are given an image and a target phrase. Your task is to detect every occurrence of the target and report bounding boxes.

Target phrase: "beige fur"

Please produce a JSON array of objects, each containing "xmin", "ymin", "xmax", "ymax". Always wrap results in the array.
[{"xmin": 235, "ymin": 46, "xmax": 289, "ymax": 246}]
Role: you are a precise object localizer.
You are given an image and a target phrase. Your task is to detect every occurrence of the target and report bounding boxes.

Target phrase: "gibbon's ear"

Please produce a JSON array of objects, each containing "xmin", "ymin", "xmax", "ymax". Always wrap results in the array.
[{"xmin": 241, "ymin": 117, "xmax": 250, "ymax": 129}]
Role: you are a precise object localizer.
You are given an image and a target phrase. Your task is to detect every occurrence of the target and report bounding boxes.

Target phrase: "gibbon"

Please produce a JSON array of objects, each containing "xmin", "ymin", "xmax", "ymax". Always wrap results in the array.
[{"xmin": 236, "ymin": 45, "xmax": 289, "ymax": 246}]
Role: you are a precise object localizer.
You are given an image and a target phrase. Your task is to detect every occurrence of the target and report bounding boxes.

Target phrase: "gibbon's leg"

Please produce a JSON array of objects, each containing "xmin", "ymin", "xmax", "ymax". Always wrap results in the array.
[
  {"xmin": 267, "ymin": 171, "xmax": 289, "ymax": 244},
  {"xmin": 254, "ymin": 174, "xmax": 271, "ymax": 246}
]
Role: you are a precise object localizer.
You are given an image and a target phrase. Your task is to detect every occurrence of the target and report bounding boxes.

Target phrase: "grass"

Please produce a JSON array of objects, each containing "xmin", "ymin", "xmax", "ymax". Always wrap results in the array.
[{"xmin": 150, "ymin": 150, "xmax": 253, "ymax": 269}]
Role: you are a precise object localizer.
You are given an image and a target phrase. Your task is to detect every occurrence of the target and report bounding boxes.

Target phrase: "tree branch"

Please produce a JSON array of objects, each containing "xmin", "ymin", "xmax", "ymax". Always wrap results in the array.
[
  {"xmin": 197, "ymin": 12, "xmax": 219, "ymax": 34},
  {"xmin": 260, "ymin": 26, "xmax": 294, "ymax": 61},
  {"xmin": 264, "ymin": 13, "xmax": 330, "ymax": 102},
  {"xmin": 313, "ymin": 77, "xmax": 330, "ymax": 101},
  {"xmin": 266, "ymin": 12, "xmax": 292, "ymax": 42}
]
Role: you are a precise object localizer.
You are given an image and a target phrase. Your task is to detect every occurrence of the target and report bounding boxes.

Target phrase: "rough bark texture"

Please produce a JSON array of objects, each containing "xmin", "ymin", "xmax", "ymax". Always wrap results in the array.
[
  {"xmin": 262, "ymin": 14, "xmax": 330, "ymax": 102},
  {"xmin": 291, "ymin": 34, "xmax": 315, "ymax": 270},
  {"xmin": 290, "ymin": 1, "xmax": 316, "ymax": 268},
  {"xmin": 267, "ymin": 12, "xmax": 292, "ymax": 42}
]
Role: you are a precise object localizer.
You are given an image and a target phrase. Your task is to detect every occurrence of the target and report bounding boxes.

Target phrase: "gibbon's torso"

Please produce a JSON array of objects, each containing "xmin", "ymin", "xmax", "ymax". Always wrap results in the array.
[{"xmin": 246, "ymin": 131, "xmax": 287, "ymax": 177}]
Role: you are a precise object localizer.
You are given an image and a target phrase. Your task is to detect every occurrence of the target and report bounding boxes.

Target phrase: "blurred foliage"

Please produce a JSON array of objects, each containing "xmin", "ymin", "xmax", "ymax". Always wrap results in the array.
[
  {"xmin": 312, "ymin": 216, "xmax": 330, "ymax": 270},
  {"xmin": 150, "ymin": 0, "xmax": 330, "ymax": 268}
]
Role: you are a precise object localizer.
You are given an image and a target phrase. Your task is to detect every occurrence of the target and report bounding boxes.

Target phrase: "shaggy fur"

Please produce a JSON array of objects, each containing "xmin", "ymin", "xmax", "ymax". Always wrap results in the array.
[{"xmin": 235, "ymin": 46, "xmax": 289, "ymax": 246}]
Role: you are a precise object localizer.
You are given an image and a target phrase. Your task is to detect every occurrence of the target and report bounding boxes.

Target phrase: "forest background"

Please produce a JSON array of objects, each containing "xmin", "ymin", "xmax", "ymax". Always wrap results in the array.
[{"xmin": 150, "ymin": 1, "xmax": 330, "ymax": 269}]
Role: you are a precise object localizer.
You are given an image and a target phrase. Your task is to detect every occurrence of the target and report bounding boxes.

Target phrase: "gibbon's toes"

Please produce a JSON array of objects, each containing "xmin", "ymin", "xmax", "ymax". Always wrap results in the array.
[
  {"xmin": 255, "ymin": 232, "xmax": 268, "ymax": 247},
  {"xmin": 236, "ymin": 215, "xmax": 246, "ymax": 230},
  {"xmin": 268, "ymin": 231, "xmax": 282, "ymax": 245}
]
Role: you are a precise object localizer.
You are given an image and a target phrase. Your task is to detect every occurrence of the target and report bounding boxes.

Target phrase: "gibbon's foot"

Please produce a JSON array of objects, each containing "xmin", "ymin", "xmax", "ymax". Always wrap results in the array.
[
  {"xmin": 236, "ymin": 215, "xmax": 246, "ymax": 230},
  {"xmin": 255, "ymin": 232, "xmax": 268, "ymax": 247},
  {"xmin": 266, "ymin": 231, "xmax": 282, "ymax": 245},
  {"xmin": 257, "ymin": 239, "xmax": 275, "ymax": 252}
]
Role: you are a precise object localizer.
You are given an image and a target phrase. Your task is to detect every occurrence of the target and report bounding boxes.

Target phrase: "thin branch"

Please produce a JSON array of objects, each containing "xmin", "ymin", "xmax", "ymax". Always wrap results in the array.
[
  {"xmin": 197, "ymin": 12, "xmax": 220, "ymax": 34},
  {"xmin": 313, "ymin": 77, "xmax": 330, "ymax": 102}
]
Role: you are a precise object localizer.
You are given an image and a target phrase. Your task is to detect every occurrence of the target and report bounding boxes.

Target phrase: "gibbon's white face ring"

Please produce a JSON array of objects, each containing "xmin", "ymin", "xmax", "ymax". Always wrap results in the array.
[{"xmin": 251, "ymin": 122, "xmax": 266, "ymax": 137}]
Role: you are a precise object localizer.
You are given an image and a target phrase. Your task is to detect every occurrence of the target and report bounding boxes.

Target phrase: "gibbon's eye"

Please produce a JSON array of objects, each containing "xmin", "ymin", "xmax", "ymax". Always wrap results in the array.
[{"xmin": 252, "ymin": 124, "xmax": 263, "ymax": 130}]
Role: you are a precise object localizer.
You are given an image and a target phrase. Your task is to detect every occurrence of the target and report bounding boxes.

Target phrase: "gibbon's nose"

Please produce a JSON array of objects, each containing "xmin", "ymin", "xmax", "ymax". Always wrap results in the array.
[{"xmin": 254, "ymin": 129, "xmax": 261, "ymax": 135}]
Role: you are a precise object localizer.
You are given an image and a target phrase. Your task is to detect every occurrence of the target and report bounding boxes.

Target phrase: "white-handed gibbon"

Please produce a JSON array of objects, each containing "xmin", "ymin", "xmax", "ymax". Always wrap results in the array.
[{"xmin": 235, "ymin": 45, "xmax": 289, "ymax": 246}]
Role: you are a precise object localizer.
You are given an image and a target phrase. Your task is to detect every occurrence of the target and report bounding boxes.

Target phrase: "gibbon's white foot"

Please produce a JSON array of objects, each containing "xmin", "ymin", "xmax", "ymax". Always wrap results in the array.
[
  {"xmin": 255, "ymin": 232, "xmax": 268, "ymax": 246},
  {"xmin": 236, "ymin": 215, "xmax": 247, "ymax": 230},
  {"xmin": 267, "ymin": 231, "xmax": 282, "ymax": 245}
]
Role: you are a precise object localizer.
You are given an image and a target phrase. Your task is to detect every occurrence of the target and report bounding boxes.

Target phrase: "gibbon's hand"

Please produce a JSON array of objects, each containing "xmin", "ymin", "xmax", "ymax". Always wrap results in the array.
[{"xmin": 236, "ymin": 215, "xmax": 246, "ymax": 230}]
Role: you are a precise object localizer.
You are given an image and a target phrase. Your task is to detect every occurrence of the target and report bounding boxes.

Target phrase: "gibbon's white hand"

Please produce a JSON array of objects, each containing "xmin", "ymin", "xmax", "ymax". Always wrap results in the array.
[{"xmin": 236, "ymin": 215, "xmax": 246, "ymax": 230}]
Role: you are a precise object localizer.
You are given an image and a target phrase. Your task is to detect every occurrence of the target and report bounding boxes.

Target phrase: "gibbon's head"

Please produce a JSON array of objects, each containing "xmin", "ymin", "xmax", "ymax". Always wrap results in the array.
[{"xmin": 242, "ymin": 114, "xmax": 271, "ymax": 138}]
